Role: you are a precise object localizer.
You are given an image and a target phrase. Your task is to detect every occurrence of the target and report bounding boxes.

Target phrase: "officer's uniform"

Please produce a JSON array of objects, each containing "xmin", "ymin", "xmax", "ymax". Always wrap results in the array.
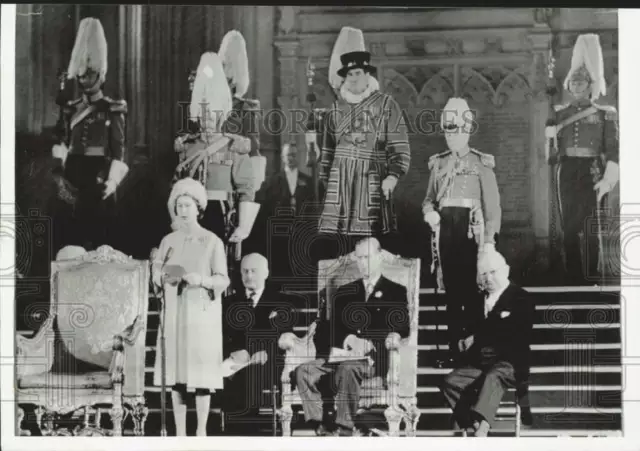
[
  {"xmin": 552, "ymin": 99, "xmax": 619, "ymax": 284},
  {"xmin": 175, "ymin": 132, "xmax": 255, "ymax": 244},
  {"xmin": 60, "ymin": 91, "xmax": 127, "ymax": 250},
  {"xmin": 423, "ymin": 148, "xmax": 501, "ymax": 357},
  {"xmin": 224, "ymin": 96, "xmax": 260, "ymax": 158}
]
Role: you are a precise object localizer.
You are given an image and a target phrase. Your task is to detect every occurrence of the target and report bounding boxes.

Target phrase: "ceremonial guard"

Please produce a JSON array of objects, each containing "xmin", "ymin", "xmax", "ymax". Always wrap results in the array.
[
  {"xmin": 219, "ymin": 30, "xmax": 266, "ymax": 194},
  {"xmin": 316, "ymin": 27, "xmax": 411, "ymax": 249},
  {"xmin": 545, "ymin": 34, "xmax": 619, "ymax": 285},
  {"xmin": 51, "ymin": 17, "xmax": 128, "ymax": 251},
  {"xmin": 173, "ymin": 52, "xmax": 260, "ymax": 284},
  {"xmin": 423, "ymin": 97, "xmax": 501, "ymax": 366}
]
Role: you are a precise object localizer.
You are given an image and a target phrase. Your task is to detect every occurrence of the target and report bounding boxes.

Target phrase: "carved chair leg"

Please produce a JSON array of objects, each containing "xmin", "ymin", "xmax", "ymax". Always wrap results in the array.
[
  {"xmin": 131, "ymin": 402, "xmax": 149, "ymax": 437},
  {"xmin": 35, "ymin": 407, "xmax": 55, "ymax": 436},
  {"xmin": 384, "ymin": 406, "xmax": 403, "ymax": 437},
  {"xmin": 277, "ymin": 406, "xmax": 294, "ymax": 437},
  {"xmin": 402, "ymin": 405, "xmax": 421, "ymax": 437},
  {"xmin": 111, "ymin": 384, "xmax": 124, "ymax": 436},
  {"xmin": 16, "ymin": 406, "xmax": 30, "ymax": 436}
]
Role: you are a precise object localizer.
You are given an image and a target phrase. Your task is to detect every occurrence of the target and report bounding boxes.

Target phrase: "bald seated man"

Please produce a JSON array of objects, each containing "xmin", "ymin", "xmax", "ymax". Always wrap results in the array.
[
  {"xmin": 439, "ymin": 250, "xmax": 534, "ymax": 437},
  {"xmin": 221, "ymin": 253, "xmax": 299, "ymax": 435}
]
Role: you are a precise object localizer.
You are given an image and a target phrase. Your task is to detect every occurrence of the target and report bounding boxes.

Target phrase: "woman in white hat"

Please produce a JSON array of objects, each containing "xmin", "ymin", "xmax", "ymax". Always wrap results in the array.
[{"xmin": 152, "ymin": 177, "xmax": 230, "ymax": 436}]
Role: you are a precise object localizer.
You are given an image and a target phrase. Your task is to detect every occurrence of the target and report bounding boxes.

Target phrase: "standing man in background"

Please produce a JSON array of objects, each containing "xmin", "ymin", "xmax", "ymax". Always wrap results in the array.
[
  {"xmin": 545, "ymin": 33, "xmax": 619, "ymax": 285},
  {"xmin": 52, "ymin": 17, "xmax": 128, "ymax": 251}
]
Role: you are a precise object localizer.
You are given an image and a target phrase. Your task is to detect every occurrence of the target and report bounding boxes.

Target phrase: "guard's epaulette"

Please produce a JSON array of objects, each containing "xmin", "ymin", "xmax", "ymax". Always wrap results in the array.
[
  {"xmin": 553, "ymin": 103, "xmax": 569, "ymax": 112},
  {"xmin": 428, "ymin": 151, "xmax": 451, "ymax": 171},
  {"xmin": 470, "ymin": 148, "xmax": 495, "ymax": 169},
  {"xmin": 105, "ymin": 97, "xmax": 128, "ymax": 114},
  {"xmin": 593, "ymin": 103, "xmax": 618, "ymax": 121}
]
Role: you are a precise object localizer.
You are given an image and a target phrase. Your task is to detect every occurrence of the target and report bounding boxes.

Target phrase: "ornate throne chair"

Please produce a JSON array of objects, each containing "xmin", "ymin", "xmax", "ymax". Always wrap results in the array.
[
  {"xmin": 16, "ymin": 245, "xmax": 149, "ymax": 436},
  {"xmin": 277, "ymin": 249, "xmax": 421, "ymax": 436}
]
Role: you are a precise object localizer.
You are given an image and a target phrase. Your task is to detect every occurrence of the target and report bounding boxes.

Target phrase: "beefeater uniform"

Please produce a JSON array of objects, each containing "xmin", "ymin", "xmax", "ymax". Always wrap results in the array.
[
  {"xmin": 52, "ymin": 18, "xmax": 128, "ymax": 251},
  {"xmin": 422, "ymin": 98, "xmax": 501, "ymax": 361},
  {"xmin": 173, "ymin": 52, "xmax": 259, "ymax": 247},
  {"xmin": 318, "ymin": 27, "xmax": 411, "ymax": 239},
  {"xmin": 546, "ymin": 34, "xmax": 619, "ymax": 285}
]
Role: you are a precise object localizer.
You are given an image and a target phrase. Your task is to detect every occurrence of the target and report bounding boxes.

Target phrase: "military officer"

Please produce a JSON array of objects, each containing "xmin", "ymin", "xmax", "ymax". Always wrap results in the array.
[
  {"xmin": 545, "ymin": 34, "xmax": 619, "ymax": 285},
  {"xmin": 52, "ymin": 18, "xmax": 128, "ymax": 251},
  {"xmin": 219, "ymin": 30, "xmax": 266, "ymax": 195},
  {"xmin": 173, "ymin": 52, "xmax": 259, "ymax": 256},
  {"xmin": 423, "ymin": 97, "xmax": 502, "ymax": 366}
]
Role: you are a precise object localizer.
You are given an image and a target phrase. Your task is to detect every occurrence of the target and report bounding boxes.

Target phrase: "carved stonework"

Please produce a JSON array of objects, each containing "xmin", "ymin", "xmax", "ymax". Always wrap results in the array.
[
  {"xmin": 417, "ymin": 68, "xmax": 455, "ymax": 106},
  {"xmin": 533, "ymin": 8, "xmax": 554, "ymax": 27},
  {"xmin": 277, "ymin": 6, "xmax": 297, "ymax": 36},
  {"xmin": 382, "ymin": 69, "xmax": 418, "ymax": 109},
  {"xmin": 369, "ymin": 42, "xmax": 387, "ymax": 57},
  {"xmin": 311, "ymin": 69, "xmax": 337, "ymax": 109},
  {"xmin": 484, "ymin": 37, "xmax": 504, "ymax": 54},
  {"xmin": 460, "ymin": 66, "xmax": 532, "ymax": 106},
  {"xmin": 445, "ymin": 38, "xmax": 464, "ymax": 56}
]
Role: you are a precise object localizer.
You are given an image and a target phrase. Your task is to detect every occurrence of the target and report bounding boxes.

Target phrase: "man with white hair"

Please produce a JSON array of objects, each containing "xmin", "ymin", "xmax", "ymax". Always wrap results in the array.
[
  {"xmin": 439, "ymin": 250, "xmax": 534, "ymax": 437},
  {"xmin": 221, "ymin": 253, "xmax": 298, "ymax": 435},
  {"xmin": 315, "ymin": 27, "xmax": 411, "ymax": 247},
  {"xmin": 422, "ymin": 97, "xmax": 501, "ymax": 367},
  {"xmin": 545, "ymin": 33, "xmax": 619, "ymax": 285}
]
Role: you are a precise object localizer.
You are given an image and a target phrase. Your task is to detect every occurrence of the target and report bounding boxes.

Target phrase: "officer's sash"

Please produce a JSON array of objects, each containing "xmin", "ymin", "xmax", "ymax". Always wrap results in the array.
[
  {"xmin": 70, "ymin": 104, "xmax": 97, "ymax": 130},
  {"xmin": 556, "ymin": 106, "xmax": 598, "ymax": 134}
]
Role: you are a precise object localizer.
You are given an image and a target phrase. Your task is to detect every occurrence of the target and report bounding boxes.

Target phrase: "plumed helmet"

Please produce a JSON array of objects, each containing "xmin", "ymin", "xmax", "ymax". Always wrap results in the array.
[
  {"xmin": 564, "ymin": 33, "xmax": 606, "ymax": 100},
  {"xmin": 190, "ymin": 52, "xmax": 232, "ymax": 132},
  {"xmin": 219, "ymin": 30, "xmax": 250, "ymax": 98},
  {"xmin": 67, "ymin": 17, "xmax": 108, "ymax": 82}
]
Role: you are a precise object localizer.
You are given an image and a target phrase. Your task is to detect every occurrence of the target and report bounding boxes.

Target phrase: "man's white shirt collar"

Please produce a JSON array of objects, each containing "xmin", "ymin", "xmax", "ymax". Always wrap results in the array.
[
  {"xmin": 247, "ymin": 288, "xmax": 264, "ymax": 307},
  {"xmin": 364, "ymin": 275, "xmax": 381, "ymax": 297},
  {"xmin": 284, "ymin": 166, "xmax": 298, "ymax": 194},
  {"xmin": 484, "ymin": 283, "xmax": 508, "ymax": 317}
]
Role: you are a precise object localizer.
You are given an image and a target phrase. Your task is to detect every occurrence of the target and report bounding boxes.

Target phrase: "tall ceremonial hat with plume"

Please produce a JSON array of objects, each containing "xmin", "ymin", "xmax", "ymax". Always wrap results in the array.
[
  {"xmin": 190, "ymin": 52, "xmax": 232, "ymax": 132},
  {"xmin": 67, "ymin": 17, "xmax": 108, "ymax": 82},
  {"xmin": 219, "ymin": 30, "xmax": 250, "ymax": 98},
  {"xmin": 329, "ymin": 26, "xmax": 376, "ymax": 90},
  {"xmin": 563, "ymin": 33, "xmax": 607, "ymax": 100}
]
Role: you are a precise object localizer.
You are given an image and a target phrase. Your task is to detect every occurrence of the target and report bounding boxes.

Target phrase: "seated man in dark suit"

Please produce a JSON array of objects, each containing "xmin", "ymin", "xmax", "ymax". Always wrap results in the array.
[
  {"xmin": 440, "ymin": 250, "xmax": 535, "ymax": 437},
  {"xmin": 295, "ymin": 237, "xmax": 410, "ymax": 436},
  {"xmin": 222, "ymin": 253, "xmax": 298, "ymax": 435}
]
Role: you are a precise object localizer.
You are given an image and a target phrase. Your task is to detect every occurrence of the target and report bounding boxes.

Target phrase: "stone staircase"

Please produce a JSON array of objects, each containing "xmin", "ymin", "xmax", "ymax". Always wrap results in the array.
[{"xmin": 17, "ymin": 285, "xmax": 623, "ymax": 437}]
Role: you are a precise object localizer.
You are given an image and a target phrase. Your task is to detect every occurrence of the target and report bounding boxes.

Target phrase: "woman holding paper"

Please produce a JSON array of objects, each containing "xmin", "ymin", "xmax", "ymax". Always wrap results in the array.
[{"xmin": 152, "ymin": 177, "xmax": 230, "ymax": 436}]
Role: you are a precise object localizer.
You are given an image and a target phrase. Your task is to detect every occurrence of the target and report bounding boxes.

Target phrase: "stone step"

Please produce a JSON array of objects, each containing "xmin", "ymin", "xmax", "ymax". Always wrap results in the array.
[
  {"xmin": 416, "ymin": 387, "xmax": 621, "ymax": 409},
  {"xmin": 417, "ymin": 325, "xmax": 621, "ymax": 345},
  {"xmin": 417, "ymin": 366, "xmax": 622, "ymax": 387}
]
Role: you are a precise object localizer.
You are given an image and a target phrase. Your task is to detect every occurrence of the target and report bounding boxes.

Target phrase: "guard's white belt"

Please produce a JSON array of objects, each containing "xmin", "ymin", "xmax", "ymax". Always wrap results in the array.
[
  {"xmin": 565, "ymin": 147, "xmax": 598, "ymax": 158},
  {"xmin": 440, "ymin": 198, "xmax": 477, "ymax": 209},
  {"xmin": 206, "ymin": 190, "xmax": 229, "ymax": 201}
]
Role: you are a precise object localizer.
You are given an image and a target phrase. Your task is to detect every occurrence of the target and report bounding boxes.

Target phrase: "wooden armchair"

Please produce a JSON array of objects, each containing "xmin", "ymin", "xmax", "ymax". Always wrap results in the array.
[
  {"xmin": 277, "ymin": 250, "xmax": 421, "ymax": 436},
  {"xmin": 16, "ymin": 245, "xmax": 149, "ymax": 436}
]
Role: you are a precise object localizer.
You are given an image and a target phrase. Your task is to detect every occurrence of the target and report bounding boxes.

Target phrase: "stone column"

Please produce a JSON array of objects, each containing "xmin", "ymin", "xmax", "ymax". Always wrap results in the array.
[
  {"xmin": 527, "ymin": 22, "xmax": 555, "ymax": 278},
  {"xmin": 274, "ymin": 40, "xmax": 301, "ymax": 162}
]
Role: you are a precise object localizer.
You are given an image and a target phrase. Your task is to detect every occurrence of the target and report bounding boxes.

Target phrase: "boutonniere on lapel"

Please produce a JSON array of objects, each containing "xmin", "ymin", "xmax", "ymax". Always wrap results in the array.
[
  {"xmin": 269, "ymin": 310, "xmax": 278, "ymax": 320},
  {"xmin": 374, "ymin": 291, "xmax": 382, "ymax": 298},
  {"xmin": 500, "ymin": 311, "xmax": 511, "ymax": 319}
]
